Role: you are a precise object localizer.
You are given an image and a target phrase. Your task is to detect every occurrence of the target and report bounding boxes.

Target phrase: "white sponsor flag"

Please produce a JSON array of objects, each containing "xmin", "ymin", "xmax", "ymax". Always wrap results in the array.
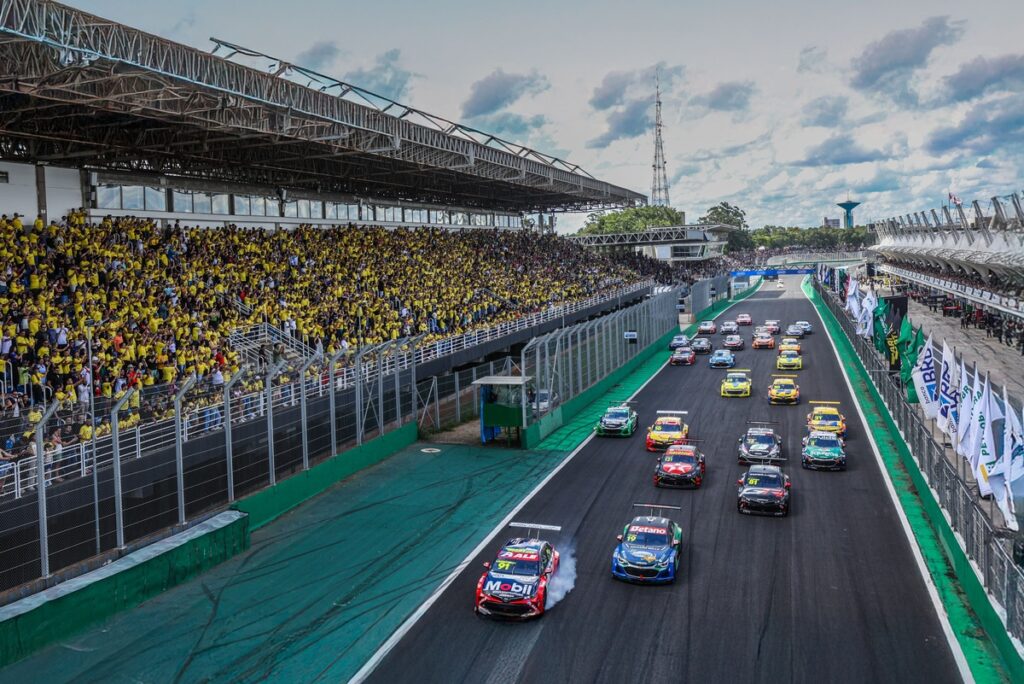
[
  {"xmin": 846, "ymin": 275, "xmax": 859, "ymax": 300},
  {"xmin": 1005, "ymin": 400, "xmax": 1024, "ymax": 484},
  {"xmin": 978, "ymin": 387, "xmax": 1008, "ymax": 520},
  {"xmin": 857, "ymin": 289, "xmax": 877, "ymax": 337},
  {"xmin": 957, "ymin": 366, "xmax": 981, "ymax": 459},
  {"xmin": 911, "ymin": 335, "xmax": 939, "ymax": 419},
  {"xmin": 969, "ymin": 376, "xmax": 995, "ymax": 495},
  {"xmin": 847, "ymin": 288, "xmax": 862, "ymax": 321},
  {"xmin": 935, "ymin": 342, "xmax": 958, "ymax": 437}
]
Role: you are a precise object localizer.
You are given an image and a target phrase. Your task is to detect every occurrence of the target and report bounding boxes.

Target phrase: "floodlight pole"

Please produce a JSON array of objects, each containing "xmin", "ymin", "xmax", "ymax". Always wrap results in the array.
[{"xmin": 34, "ymin": 401, "xmax": 59, "ymax": 577}]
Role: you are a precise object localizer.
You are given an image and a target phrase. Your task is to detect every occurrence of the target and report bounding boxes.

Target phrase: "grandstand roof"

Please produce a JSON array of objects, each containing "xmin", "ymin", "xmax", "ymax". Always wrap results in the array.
[{"xmin": 0, "ymin": 0, "xmax": 644, "ymax": 212}]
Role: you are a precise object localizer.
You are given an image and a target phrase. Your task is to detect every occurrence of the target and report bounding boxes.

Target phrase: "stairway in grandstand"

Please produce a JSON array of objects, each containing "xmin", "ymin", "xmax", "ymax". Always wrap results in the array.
[{"xmin": 228, "ymin": 321, "xmax": 317, "ymax": 368}]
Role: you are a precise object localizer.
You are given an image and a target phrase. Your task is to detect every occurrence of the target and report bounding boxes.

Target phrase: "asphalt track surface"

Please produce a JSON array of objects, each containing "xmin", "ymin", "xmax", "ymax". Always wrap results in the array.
[{"xmin": 369, "ymin": 281, "xmax": 961, "ymax": 684}]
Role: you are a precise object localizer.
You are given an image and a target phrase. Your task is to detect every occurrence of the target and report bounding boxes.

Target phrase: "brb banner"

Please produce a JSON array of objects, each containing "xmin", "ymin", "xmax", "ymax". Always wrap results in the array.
[{"xmin": 729, "ymin": 269, "xmax": 815, "ymax": 277}]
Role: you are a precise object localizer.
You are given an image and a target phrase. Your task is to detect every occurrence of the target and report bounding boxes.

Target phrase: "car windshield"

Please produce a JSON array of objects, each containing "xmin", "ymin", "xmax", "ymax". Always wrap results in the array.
[
  {"xmin": 653, "ymin": 423, "xmax": 678, "ymax": 432},
  {"xmin": 664, "ymin": 452, "xmax": 697, "ymax": 465},
  {"xmin": 728, "ymin": 374, "xmax": 746, "ymax": 381},
  {"xmin": 492, "ymin": 552, "xmax": 541, "ymax": 576},
  {"xmin": 624, "ymin": 525, "xmax": 669, "ymax": 546},
  {"xmin": 782, "ymin": 351, "xmax": 798, "ymax": 358},
  {"xmin": 537, "ymin": 391, "xmax": 550, "ymax": 401},
  {"xmin": 745, "ymin": 473, "xmax": 782, "ymax": 488},
  {"xmin": 606, "ymin": 409, "xmax": 629, "ymax": 419},
  {"xmin": 814, "ymin": 411, "xmax": 838, "ymax": 421},
  {"xmin": 774, "ymin": 382, "xmax": 793, "ymax": 390},
  {"xmin": 808, "ymin": 435, "xmax": 841, "ymax": 448},
  {"xmin": 746, "ymin": 433, "xmax": 775, "ymax": 446}
]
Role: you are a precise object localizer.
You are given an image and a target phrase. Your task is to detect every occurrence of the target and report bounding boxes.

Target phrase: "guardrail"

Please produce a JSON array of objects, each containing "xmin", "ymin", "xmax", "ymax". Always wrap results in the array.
[
  {"xmin": 814, "ymin": 278, "xmax": 1024, "ymax": 646},
  {"xmin": 878, "ymin": 264, "xmax": 1024, "ymax": 318}
]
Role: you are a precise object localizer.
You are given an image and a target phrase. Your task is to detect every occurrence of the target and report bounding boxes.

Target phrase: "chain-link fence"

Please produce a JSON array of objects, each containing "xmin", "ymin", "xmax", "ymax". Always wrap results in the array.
[
  {"xmin": 522, "ymin": 291, "xmax": 679, "ymax": 424},
  {"xmin": 814, "ymin": 278, "xmax": 1024, "ymax": 645}
]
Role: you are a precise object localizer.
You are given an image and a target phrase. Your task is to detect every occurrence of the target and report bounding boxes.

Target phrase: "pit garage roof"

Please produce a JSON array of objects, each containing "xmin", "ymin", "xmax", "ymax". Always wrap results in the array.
[{"xmin": 0, "ymin": 0, "xmax": 645, "ymax": 212}]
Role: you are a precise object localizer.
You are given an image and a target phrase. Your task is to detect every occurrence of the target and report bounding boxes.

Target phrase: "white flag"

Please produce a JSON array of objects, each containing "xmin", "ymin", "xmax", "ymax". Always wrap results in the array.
[
  {"xmin": 912, "ymin": 335, "xmax": 939, "ymax": 419},
  {"xmin": 969, "ymin": 376, "xmax": 995, "ymax": 495},
  {"xmin": 978, "ymin": 381, "xmax": 1005, "ymax": 479},
  {"xmin": 846, "ymin": 275, "xmax": 858, "ymax": 300},
  {"xmin": 1006, "ymin": 400, "xmax": 1024, "ymax": 484},
  {"xmin": 957, "ymin": 366, "xmax": 981, "ymax": 458},
  {"xmin": 935, "ymin": 342, "xmax": 958, "ymax": 436},
  {"xmin": 847, "ymin": 289, "xmax": 862, "ymax": 322}
]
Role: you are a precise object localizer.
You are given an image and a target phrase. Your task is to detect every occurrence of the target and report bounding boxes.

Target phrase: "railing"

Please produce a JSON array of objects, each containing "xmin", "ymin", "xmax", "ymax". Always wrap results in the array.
[
  {"xmin": 878, "ymin": 264, "xmax": 1024, "ymax": 317},
  {"xmin": 228, "ymin": 321, "xmax": 316, "ymax": 361},
  {"xmin": 766, "ymin": 251, "xmax": 865, "ymax": 266},
  {"xmin": 814, "ymin": 278, "xmax": 1024, "ymax": 646}
]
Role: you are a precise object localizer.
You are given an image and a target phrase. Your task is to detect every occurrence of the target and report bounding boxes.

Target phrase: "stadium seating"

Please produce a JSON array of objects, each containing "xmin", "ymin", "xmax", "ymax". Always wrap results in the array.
[{"xmin": 0, "ymin": 215, "xmax": 684, "ymax": 487}]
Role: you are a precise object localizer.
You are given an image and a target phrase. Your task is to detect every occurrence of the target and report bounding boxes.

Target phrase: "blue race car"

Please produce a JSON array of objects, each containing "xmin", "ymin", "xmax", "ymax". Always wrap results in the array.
[
  {"xmin": 709, "ymin": 349, "xmax": 736, "ymax": 368},
  {"xmin": 611, "ymin": 506, "xmax": 683, "ymax": 584}
]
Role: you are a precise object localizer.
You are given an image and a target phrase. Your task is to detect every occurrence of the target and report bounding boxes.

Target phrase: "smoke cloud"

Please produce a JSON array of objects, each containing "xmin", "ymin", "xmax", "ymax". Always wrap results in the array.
[{"xmin": 545, "ymin": 543, "xmax": 577, "ymax": 609}]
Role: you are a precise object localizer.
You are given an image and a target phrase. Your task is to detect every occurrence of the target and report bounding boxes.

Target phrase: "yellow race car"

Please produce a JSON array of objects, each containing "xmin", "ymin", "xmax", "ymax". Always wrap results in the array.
[
  {"xmin": 776, "ymin": 350, "xmax": 803, "ymax": 370},
  {"xmin": 778, "ymin": 338, "xmax": 801, "ymax": 354},
  {"xmin": 645, "ymin": 411, "xmax": 690, "ymax": 451},
  {"xmin": 807, "ymin": 404, "xmax": 847, "ymax": 437},
  {"xmin": 768, "ymin": 376, "xmax": 801, "ymax": 404},
  {"xmin": 720, "ymin": 370, "xmax": 752, "ymax": 397}
]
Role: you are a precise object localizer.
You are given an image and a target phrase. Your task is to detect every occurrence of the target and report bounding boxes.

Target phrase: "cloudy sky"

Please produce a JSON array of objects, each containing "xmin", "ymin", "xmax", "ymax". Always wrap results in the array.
[{"xmin": 79, "ymin": 0, "xmax": 1024, "ymax": 230}]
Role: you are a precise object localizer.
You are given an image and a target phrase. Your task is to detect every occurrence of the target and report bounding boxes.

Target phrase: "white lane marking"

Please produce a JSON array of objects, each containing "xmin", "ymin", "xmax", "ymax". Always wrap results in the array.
[
  {"xmin": 804, "ymin": 278, "xmax": 973, "ymax": 683},
  {"xmin": 352, "ymin": 293, "xmax": 758, "ymax": 683}
]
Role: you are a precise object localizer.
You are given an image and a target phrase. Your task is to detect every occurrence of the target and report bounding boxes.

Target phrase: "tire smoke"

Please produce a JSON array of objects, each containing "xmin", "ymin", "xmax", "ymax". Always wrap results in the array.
[{"xmin": 545, "ymin": 544, "xmax": 577, "ymax": 610}]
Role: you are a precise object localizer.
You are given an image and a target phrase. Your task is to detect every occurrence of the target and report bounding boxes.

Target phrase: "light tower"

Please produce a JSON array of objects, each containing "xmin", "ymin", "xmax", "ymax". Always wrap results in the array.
[
  {"xmin": 837, "ymin": 193, "xmax": 861, "ymax": 228},
  {"xmin": 651, "ymin": 72, "xmax": 670, "ymax": 207}
]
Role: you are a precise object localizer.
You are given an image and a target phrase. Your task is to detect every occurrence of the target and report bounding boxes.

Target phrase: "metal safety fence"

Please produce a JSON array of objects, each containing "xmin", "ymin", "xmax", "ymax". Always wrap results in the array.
[
  {"xmin": 523, "ymin": 291, "xmax": 679, "ymax": 424},
  {"xmin": 815, "ymin": 278, "xmax": 1024, "ymax": 645}
]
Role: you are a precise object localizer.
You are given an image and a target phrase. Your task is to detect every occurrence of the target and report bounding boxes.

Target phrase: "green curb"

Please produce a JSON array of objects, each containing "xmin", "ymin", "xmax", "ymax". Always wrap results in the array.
[{"xmin": 803, "ymin": 277, "xmax": 1018, "ymax": 684}]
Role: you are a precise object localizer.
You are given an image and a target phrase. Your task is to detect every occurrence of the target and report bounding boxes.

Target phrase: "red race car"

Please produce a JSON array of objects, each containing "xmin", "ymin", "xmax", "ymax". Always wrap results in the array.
[
  {"xmin": 670, "ymin": 347, "xmax": 696, "ymax": 365},
  {"xmin": 736, "ymin": 313, "xmax": 753, "ymax": 326},
  {"xmin": 475, "ymin": 523, "xmax": 561, "ymax": 619}
]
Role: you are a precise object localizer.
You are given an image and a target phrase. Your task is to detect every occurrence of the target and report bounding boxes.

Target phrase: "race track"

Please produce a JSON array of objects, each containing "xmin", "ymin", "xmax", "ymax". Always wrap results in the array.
[{"xmin": 367, "ymin": 280, "xmax": 962, "ymax": 684}]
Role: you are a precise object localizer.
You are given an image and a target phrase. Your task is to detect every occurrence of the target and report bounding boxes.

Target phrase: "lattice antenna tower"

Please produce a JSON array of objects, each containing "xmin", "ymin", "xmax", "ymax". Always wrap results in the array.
[{"xmin": 651, "ymin": 71, "xmax": 671, "ymax": 207}]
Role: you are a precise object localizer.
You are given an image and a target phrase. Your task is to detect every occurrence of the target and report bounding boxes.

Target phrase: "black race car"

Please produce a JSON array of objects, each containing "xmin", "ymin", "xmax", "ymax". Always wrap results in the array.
[
  {"xmin": 737, "ymin": 425, "xmax": 783, "ymax": 464},
  {"xmin": 654, "ymin": 444, "xmax": 706, "ymax": 488},
  {"xmin": 737, "ymin": 464, "xmax": 791, "ymax": 516},
  {"xmin": 690, "ymin": 337, "xmax": 712, "ymax": 354}
]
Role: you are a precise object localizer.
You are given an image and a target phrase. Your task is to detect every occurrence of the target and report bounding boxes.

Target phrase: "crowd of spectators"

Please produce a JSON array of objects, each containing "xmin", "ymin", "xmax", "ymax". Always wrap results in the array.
[
  {"xmin": 881, "ymin": 258, "xmax": 1024, "ymax": 300},
  {"xmin": 0, "ymin": 211, "xmax": 662, "ymax": 492}
]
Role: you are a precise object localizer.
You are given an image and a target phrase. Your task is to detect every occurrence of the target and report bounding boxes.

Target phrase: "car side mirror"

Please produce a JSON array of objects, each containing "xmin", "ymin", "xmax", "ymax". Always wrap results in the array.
[
  {"xmin": 671, "ymin": 539, "xmax": 679, "ymax": 547},
  {"xmin": 785, "ymin": 481, "xmax": 792, "ymax": 489},
  {"xmin": 736, "ymin": 478, "xmax": 743, "ymax": 486},
  {"xmin": 482, "ymin": 561, "xmax": 491, "ymax": 569},
  {"xmin": 616, "ymin": 534, "xmax": 623, "ymax": 542}
]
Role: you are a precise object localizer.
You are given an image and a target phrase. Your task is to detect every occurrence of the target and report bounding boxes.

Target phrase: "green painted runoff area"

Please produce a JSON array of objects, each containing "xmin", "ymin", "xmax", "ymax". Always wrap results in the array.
[
  {"xmin": 803, "ymin": 277, "xmax": 1019, "ymax": 683},
  {"xmin": 0, "ymin": 286, "xmax": 761, "ymax": 682}
]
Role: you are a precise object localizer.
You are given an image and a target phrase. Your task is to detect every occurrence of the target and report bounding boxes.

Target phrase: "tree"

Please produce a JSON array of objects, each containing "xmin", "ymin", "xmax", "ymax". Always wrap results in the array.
[
  {"xmin": 699, "ymin": 202, "xmax": 748, "ymax": 229},
  {"xmin": 576, "ymin": 205, "xmax": 685, "ymax": 235}
]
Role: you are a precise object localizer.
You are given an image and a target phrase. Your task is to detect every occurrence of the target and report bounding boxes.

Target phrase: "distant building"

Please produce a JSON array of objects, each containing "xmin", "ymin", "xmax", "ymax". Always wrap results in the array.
[{"xmin": 822, "ymin": 217, "xmax": 841, "ymax": 228}]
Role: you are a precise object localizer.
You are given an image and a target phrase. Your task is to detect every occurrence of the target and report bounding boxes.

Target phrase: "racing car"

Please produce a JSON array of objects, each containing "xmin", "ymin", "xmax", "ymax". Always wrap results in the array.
[
  {"xmin": 668, "ymin": 334, "xmax": 690, "ymax": 350},
  {"xmin": 709, "ymin": 349, "xmax": 736, "ymax": 368},
  {"xmin": 784, "ymin": 324, "xmax": 805, "ymax": 338},
  {"xmin": 595, "ymin": 402, "xmax": 638, "ymax": 436},
  {"xmin": 690, "ymin": 337, "xmax": 712, "ymax": 354},
  {"xmin": 736, "ymin": 313, "xmax": 753, "ymax": 326},
  {"xmin": 654, "ymin": 444, "xmax": 705, "ymax": 488},
  {"xmin": 778, "ymin": 337, "xmax": 801, "ymax": 354},
  {"xmin": 611, "ymin": 505, "xmax": 683, "ymax": 583},
  {"xmin": 475, "ymin": 522, "xmax": 561, "ymax": 618},
  {"xmin": 794, "ymin": 321, "xmax": 813, "ymax": 334},
  {"xmin": 720, "ymin": 321, "xmax": 739, "ymax": 335},
  {"xmin": 723, "ymin": 334, "xmax": 745, "ymax": 350},
  {"xmin": 776, "ymin": 349, "xmax": 803, "ymax": 370},
  {"xmin": 721, "ymin": 370, "xmax": 752, "ymax": 397},
  {"xmin": 737, "ymin": 464, "xmax": 791, "ymax": 516},
  {"xmin": 669, "ymin": 347, "xmax": 696, "ymax": 366},
  {"xmin": 807, "ymin": 403, "xmax": 848, "ymax": 437},
  {"xmin": 645, "ymin": 411, "xmax": 689, "ymax": 451},
  {"xmin": 801, "ymin": 430, "xmax": 847, "ymax": 470},
  {"xmin": 737, "ymin": 423, "xmax": 784, "ymax": 464},
  {"xmin": 752, "ymin": 332, "xmax": 776, "ymax": 349},
  {"xmin": 697, "ymin": 320, "xmax": 717, "ymax": 335},
  {"xmin": 767, "ymin": 376, "xmax": 801, "ymax": 404},
  {"xmin": 764, "ymin": 320, "xmax": 781, "ymax": 334}
]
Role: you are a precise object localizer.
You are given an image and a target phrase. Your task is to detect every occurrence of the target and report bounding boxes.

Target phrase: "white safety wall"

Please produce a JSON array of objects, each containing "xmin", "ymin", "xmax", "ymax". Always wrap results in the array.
[
  {"xmin": 44, "ymin": 166, "xmax": 82, "ymax": 220},
  {"xmin": 0, "ymin": 160, "xmax": 38, "ymax": 220}
]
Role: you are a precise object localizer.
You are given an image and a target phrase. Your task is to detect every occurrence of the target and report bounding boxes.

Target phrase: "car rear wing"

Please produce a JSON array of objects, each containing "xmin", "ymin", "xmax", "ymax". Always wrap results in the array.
[
  {"xmin": 656, "ymin": 410, "xmax": 689, "ymax": 415},
  {"xmin": 809, "ymin": 401, "xmax": 842, "ymax": 405},
  {"xmin": 509, "ymin": 522, "xmax": 562, "ymax": 536},
  {"xmin": 632, "ymin": 503, "xmax": 682, "ymax": 516},
  {"xmin": 747, "ymin": 420, "xmax": 779, "ymax": 425},
  {"xmin": 771, "ymin": 374, "xmax": 798, "ymax": 378},
  {"xmin": 745, "ymin": 454, "xmax": 787, "ymax": 464}
]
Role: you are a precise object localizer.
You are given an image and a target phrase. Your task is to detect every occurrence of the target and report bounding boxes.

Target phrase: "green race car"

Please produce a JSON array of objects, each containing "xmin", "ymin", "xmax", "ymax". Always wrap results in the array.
[
  {"xmin": 801, "ymin": 431, "xmax": 847, "ymax": 470},
  {"xmin": 595, "ymin": 403, "xmax": 639, "ymax": 436}
]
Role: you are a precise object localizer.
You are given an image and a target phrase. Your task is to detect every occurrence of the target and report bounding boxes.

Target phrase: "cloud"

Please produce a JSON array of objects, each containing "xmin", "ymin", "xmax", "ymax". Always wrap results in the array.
[
  {"xmin": 941, "ymin": 54, "xmax": 1024, "ymax": 103},
  {"xmin": 850, "ymin": 16, "xmax": 962, "ymax": 104},
  {"xmin": 797, "ymin": 46, "xmax": 828, "ymax": 74},
  {"xmin": 467, "ymin": 112, "xmax": 547, "ymax": 139},
  {"xmin": 586, "ymin": 98, "xmax": 652, "ymax": 148},
  {"xmin": 345, "ymin": 49, "xmax": 418, "ymax": 101},
  {"xmin": 797, "ymin": 133, "xmax": 903, "ymax": 166},
  {"xmin": 461, "ymin": 69, "xmax": 549, "ymax": 119},
  {"xmin": 690, "ymin": 81, "xmax": 756, "ymax": 112},
  {"xmin": 669, "ymin": 163, "xmax": 701, "ymax": 184},
  {"xmin": 801, "ymin": 96, "xmax": 848, "ymax": 127},
  {"xmin": 852, "ymin": 169, "xmax": 903, "ymax": 194},
  {"xmin": 589, "ymin": 62, "xmax": 684, "ymax": 111},
  {"xmin": 165, "ymin": 11, "xmax": 196, "ymax": 37},
  {"xmin": 925, "ymin": 93, "xmax": 1024, "ymax": 156},
  {"xmin": 296, "ymin": 41, "xmax": 343, "ymax": 71}
]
